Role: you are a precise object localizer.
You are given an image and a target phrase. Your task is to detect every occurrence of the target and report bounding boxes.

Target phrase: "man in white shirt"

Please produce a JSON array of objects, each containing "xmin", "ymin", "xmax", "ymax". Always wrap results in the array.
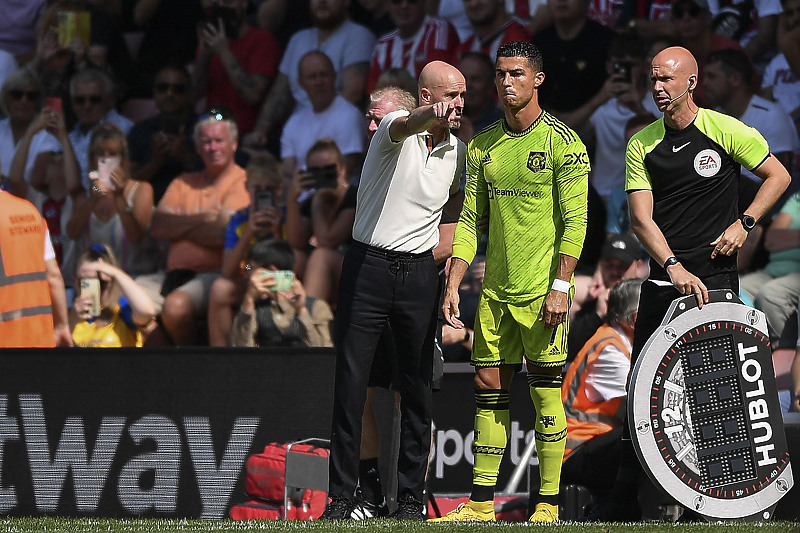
[
  {"xmin": 245, "ymin": 0, "xmax": 375, "ymax": 147},
  {"xmin": 760, "ymin": 0, "xmax": 800, "ymax": 116},
  {"xmin": 704, "ymin": 47, "xmax": 799, "ymax": 181},
  {"xmin": 280, "ymin": 51, "xmax": 365, "ymax": 177},
  {"xmin": 322, "ymin": 60, "xmax": 466, "ymax": 521}
]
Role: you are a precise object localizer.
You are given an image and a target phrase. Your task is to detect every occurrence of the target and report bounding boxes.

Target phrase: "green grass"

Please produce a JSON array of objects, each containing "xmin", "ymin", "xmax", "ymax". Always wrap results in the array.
[{"xmin": 0, "ymin": 518, "xmax": 797, "ymax": 533}]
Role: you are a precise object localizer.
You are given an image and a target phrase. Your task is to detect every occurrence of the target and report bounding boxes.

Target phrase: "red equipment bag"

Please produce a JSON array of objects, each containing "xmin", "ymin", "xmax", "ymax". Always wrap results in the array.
[
  {"xmin": 242, "ymin": 441, "xmax": 329, "ymax": 520},
  {"xmin": 229, "ymin": 500, "xmax": 282, "ymax": 520}
]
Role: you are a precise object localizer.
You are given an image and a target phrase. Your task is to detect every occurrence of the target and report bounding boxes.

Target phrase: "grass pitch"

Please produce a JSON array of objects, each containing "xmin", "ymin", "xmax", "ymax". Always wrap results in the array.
[{"xmin": 0, "ymin": 518, "xmax": 797, "ymax": 533}]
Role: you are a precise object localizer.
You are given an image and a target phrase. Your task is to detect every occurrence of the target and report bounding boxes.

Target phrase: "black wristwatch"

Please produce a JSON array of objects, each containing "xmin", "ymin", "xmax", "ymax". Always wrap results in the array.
[
  {"xmin": 663, "ymin": 256, "xmax": 680, "ymax": 269},
  {"xmin": 740, "ymin": 214, "xmax": 756, "ymax": 232}
]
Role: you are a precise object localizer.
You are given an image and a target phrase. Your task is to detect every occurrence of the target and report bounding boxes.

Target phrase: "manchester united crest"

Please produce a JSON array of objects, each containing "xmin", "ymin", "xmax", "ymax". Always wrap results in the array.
[{"xmin": 527, "ymin": 151, "xmax": 547, "ymax": 173}]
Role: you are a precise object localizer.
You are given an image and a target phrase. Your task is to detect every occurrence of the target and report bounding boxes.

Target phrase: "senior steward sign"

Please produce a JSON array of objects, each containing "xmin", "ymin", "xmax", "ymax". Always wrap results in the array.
[{"xmin": 629, "ymin": 290, "xmax": 793, "ymax": 521}]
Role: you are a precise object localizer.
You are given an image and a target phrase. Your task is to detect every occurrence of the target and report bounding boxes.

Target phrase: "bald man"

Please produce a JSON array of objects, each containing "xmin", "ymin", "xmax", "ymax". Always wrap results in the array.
[
  {"xmin": 321, "ymin": 61, "xmax": 466, "ymax": 521},
  {"xmin": 588, "ymin": 46, "xmax": 791, "ymax": 521}
]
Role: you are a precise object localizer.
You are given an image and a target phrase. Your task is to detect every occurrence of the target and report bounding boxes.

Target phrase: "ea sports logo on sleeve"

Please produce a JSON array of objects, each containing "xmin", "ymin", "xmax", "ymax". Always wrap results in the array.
[{"xmin": 694, "ymin": 149, "xmax": 721, "ymax": 177}]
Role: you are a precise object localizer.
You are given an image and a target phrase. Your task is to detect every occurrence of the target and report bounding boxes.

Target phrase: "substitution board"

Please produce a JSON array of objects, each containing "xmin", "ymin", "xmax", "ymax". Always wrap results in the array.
[{"xmin": 629, "ymin": 289, "xmax": 793, "ymax": 520}]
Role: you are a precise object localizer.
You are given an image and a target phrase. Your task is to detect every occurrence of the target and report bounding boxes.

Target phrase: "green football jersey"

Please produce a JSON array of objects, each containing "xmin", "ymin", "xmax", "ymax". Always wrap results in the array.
[{"xmin": 452, "ymin": 112, "xmax": 590, "ymax": 303}]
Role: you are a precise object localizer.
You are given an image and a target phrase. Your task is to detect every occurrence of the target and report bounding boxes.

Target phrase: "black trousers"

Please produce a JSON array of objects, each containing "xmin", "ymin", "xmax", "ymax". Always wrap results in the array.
[{"xmin": 329, "ymin": 241, "xmax": 439, "ymax": 501}]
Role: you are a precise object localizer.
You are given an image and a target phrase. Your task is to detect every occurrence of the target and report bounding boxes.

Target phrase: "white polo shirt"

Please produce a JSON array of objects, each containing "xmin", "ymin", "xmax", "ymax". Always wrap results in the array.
[{"xmin": 353, "ymin": 110, "xmax": 465, "ymax": 254}]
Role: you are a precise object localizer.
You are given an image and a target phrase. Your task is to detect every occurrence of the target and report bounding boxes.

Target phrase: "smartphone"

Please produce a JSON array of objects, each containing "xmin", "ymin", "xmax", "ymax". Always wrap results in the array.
[
  {"xmin": 262, "ymin": 269, "xmax": 294, "ymax": 291},
  {"xmin": 57, "ymin": 10, "xmax": 91, "ymax": 49},
  {"xmin": 309, "ymin": 164, "xmax": 338, "ymax": 189},
  {"xmin": 255, "ymin": 188, "xmax": 274, "ymax": 212},
  {"xmin": 202, "ymin": 5, "xmax": 239, "ymax": 40},
  {"xmin": 160, "ymin": 113, "xmax": 181, "ymax": 136},
  {"xmin": 80, "ymin": 278, "xmax": 101, "ymax": 317},
  {"xmin": 96, "ymin": 156, "xmax": 120, "ymax": 188},
  {"xmin": 612, "ymin": 60, "xmax": 633, "ymax": 83},
  {"xmin": 45, "ymin": 97, "xmax": 63, "ymax": 114}
]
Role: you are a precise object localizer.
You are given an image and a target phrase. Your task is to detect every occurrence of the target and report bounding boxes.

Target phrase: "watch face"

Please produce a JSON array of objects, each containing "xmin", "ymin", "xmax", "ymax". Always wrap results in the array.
[
  {"xmin": 742, "ymin": 215, "xmax": 756, "ymax": 230},
  {"xmin": 630, "ymin": 294, "xmax": 793, "ymax": 520}
]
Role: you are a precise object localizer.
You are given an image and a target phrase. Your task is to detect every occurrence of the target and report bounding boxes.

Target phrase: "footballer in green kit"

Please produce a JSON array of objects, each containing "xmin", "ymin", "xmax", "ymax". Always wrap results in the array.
[{"xmin": 430, "ymin": 41, "xmax": 589, "ymax": 524}]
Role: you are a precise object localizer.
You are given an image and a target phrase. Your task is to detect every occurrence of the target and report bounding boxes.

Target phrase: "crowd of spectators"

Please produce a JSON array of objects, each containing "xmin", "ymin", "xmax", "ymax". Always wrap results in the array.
[{"xmin": 0, "ymin": 0, "xmax": 798, "ymax": 367}]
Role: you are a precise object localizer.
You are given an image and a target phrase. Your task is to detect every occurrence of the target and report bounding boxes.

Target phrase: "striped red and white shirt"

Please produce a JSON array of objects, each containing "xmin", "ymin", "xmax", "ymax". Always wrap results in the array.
[
  {"xmin": 367, "ymin": 16, "xmax": 460, "ymax": 93},
  {"xmin": 456, "ymin": 19, "xmax": 532, "ymax": 62}
]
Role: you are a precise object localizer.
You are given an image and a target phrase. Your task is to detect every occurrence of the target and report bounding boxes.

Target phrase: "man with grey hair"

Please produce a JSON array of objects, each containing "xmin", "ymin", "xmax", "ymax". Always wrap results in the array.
[
  {"xmin": 137, "ymin": 108, "xmax": 249, "ymax": 346},
  {"xmin": 67, "ymin": 67, "xmax": 132, "ymax": 187},
  {"xmin": 560, "ymin": 277, "xmax": 642, "ymax": 506}
]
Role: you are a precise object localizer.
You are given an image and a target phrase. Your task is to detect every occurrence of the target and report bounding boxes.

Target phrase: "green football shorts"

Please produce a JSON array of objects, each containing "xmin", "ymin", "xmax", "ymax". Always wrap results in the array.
[{"xmin": 471, "ymin": 291, "xmax": 571, "ymax": 369}]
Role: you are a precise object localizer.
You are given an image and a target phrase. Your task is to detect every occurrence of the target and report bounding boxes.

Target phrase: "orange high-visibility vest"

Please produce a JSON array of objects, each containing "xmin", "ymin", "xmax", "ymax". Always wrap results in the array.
[
  {"xmin": 561, "ymin": 324, "xmax": 630, "ymax": 460},
  {"xmin": 0, "ymin": 192, "xmax": 55, "ymax": 347}
]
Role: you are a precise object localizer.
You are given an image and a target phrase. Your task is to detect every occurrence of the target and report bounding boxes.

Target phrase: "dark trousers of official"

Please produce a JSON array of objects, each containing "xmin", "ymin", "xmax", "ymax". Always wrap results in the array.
[{"xmin": 329, "ymin": 241, "xmax": 439, "ymax": 502}]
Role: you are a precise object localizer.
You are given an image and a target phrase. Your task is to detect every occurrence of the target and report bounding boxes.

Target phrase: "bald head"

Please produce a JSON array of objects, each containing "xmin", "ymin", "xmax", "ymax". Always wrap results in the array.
[
  {"xmin": 652, "ymin": 46, "xmax": 698, "ymax": 79},
  {"xmin": 419, "ymin": 61, "xmax": 466, "ymax": 95},
  {"xmin": 418, "ymin": 60, "xmax": 466, "ymax": 130}
]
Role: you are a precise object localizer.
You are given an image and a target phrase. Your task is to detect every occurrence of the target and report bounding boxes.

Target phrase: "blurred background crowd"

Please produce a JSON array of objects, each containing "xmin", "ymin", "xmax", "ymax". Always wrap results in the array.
[{"xmin": 0, "ymin": 0, "xmax": 798, "ymax": 364}]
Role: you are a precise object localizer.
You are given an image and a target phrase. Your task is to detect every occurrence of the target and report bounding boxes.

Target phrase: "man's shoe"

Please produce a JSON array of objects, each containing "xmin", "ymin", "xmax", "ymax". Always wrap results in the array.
[
  {"xmin": 529, "ymin": 502, "xmax": 559, "ymax": 523},
  {"xmin": 584, "ymin": 498, "xmax": 642, "ymax": 522},
  {"xmin": 427, "ymin": 500, "xmax": 496, "ymax": 522},
  {"xmin": 356, "ymin": 497, "xmax": 389, "ymax": 518},
  {"xmin": 389, "ymin": 494, "xmax": 425, "ymax": 521},
  {"xmin": 320, "ymin": 495, "xmax": 357, "ymax": 520}
]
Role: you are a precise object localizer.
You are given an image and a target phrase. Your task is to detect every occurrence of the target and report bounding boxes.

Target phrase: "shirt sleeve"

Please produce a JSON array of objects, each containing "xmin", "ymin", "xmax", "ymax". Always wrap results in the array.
[
  {"xmin": 44, "ymin": 228, "xmax": 56, "ymax": 262},
  {"xmin": 625, "ymin": 135, "xmax": 652, "ymax": 192},
  {"xmin": 451, "ymin": 140, "xmax": 486, "ymax": 266},
  {"xmin": 341, "ymin": 24, "xmax": 377, "ymax": 70},
  {"xmin": 584, "ymin": 343, "xmax": 631, "ymax": 403},
  {"xmin": 224, "ymin": 209, "xmax": 247, "ymax": 250},
  {"xmin": 554, "ymin": 137, "xmax": 590, "ymax": 260}
]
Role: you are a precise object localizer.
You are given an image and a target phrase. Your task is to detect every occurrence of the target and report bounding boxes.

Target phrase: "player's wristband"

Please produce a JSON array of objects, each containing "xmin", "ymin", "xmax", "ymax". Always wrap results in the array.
[{"xmin": 551, "ymin": 278, "xmax": 571, "ymax": 294}]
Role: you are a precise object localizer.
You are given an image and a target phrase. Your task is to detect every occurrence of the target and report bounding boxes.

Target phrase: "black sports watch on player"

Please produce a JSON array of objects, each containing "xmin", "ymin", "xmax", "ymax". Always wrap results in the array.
[
  {"xmin": 663, "ymin": 256, "xmax": 680, "ymax": 269},
  {"xmin": 740, "ymin": 214, "xmax": 756, "ymax": 232}
]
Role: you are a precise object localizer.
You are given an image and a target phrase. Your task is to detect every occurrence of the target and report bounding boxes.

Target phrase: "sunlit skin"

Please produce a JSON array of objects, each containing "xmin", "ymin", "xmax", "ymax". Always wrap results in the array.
[
  {"xmin": 650, "ymin": 46, "xmax": 698, "ymax": 129},
  {"xmin": 494, "ymin": 56, "xmax": 544, "ymax": 130},
  {"xmin": 365, "ymin": 98, "xmax": 399, "ymax": 141},
  {"xmin": 195, "ymin": 121, "xmax": 237, "ymax": 176},
  {"xmin": 418, "ymin": 61, "xmax": 466, "ymax": 134}
]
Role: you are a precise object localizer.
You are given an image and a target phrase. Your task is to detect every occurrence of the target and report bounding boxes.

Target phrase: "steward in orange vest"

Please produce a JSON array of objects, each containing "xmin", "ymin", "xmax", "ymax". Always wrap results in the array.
[
  {"xmin": 0, "ymin": 191, "xmax": 56, "ymax": 347},
  {"xmin": 559, "ymin": 278, "xmax": 642, "ymax": 505},
  {"xmin": 563, "ymin": 324, "xmax": 631, "ymax": 459}
]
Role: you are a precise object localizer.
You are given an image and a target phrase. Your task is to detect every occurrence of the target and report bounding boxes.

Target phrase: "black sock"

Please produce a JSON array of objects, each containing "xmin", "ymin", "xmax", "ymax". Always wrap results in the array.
[
  {"xmin": 358, "ymin": 458, "xmax": 383, "ymax": 505},
  {"xmin": 469, "ymin": 484, "xmax": 495, "ymax": 502},
  {"xmin": 538, "ymin": 494, "xmax": 559, "ymax": 507}
]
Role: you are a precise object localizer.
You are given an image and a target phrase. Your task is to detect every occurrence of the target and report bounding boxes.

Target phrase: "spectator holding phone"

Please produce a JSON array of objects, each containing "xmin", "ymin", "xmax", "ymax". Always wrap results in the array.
[
  {"xmin": 70, "ymin": 243, "xmax": 156, "ymax": 347},
  {"xmin": 128, "ymin": 64, "xmax": 201, "ymax": 204},
  {"xmin": 7, "ymin": 94, "xmax": 82, "ymax": 282},
  {"xmin": 286, "ymin": 138, "xmax": 356, "ymax": 306},
  {"xmin": 0, "ymin": 68, "xmax": 61, "ymax": 198},
  {"xmin": 67, "ymin": 67, "xmax": 133, "ymax": 187},
  {"xmin": 207, "ymin": 151, "xmax": 285, "ymax": 346},
  {"xmin": 191, "ymin": 0, "xmax": 281, "ymax": 136},
  {"xmin": 67, "ymin": 124, "xmax": 158, "ymax": 278},
  {"xmin": 229, "ymin": 239, "xmax": 333, "ymax": 347}
]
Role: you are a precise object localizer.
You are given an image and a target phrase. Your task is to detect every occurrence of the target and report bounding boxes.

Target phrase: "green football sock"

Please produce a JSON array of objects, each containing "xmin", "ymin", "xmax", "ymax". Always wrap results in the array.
[
  {"xmin": 472, "ymin": 388, "xmax": 510, "ymax": 495},
  {"xmin": 528, "ymin": 373, "xmax": 566, "ymax": 497}
]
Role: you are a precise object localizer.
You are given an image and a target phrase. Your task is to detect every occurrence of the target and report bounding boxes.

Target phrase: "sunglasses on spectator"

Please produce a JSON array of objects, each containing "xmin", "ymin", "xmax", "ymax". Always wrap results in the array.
[
  {"xmin": 9, "ymin": 89, "xmax": 40, "ymax": 102},
  {"xmin": 73, "ymin": 94, "xmax": 103, "ymax": 106},
  {"xmin": 672, "ymin": 4, "xmax": 704, "ymax": 18},
  {"xmin": 155, "ymin": 82, "xmax": 187, "ymax": 95},
  {"xmin": 199, "ymin": 106, "xmax": 234, "ymax": 122}
]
